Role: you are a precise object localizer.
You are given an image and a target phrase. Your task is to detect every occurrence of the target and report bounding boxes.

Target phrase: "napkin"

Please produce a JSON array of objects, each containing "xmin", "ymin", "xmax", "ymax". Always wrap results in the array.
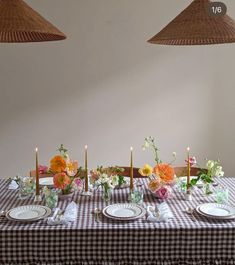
[
  {"xmin": 147, "ymin": 202, "xmax": 173, "ymax": 223},
  {"xmin": 47, "ymin": 201, "xmax": 78, "ymax": 225},
  {"xmin": 8, "ymin": 180, "xmax": 19, "ymax": 190}
]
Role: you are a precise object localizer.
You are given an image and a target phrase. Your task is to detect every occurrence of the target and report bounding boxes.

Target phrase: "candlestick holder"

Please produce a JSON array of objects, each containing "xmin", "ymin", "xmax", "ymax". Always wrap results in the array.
[
  {"xmin": 81, "ymin": 190, "xmax": 92, "ymax": 196},
  {"xmin": 184, "ymin": 192, "xmax": 192, "ymax": 201},
  {"xmin": 34, "ymin": 194, "xmax": 42, "ymax": 202}
]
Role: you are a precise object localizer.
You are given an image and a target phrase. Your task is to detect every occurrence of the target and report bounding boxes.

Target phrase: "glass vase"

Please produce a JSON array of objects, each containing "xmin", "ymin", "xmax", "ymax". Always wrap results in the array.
[
  {"xmin": 203, "ymin": 183, "xmax": 213, "ymax": 195},
  {"xmin": 102, "ymin": 186, "xmax": 111, "ymax": 203},
  {"xmin": 45, "ymin": 189, "xmax": 58, "ymax": 209},
  {"xmin": 18, "ymin": 176, "xmax": 35, "ymax": 200}
]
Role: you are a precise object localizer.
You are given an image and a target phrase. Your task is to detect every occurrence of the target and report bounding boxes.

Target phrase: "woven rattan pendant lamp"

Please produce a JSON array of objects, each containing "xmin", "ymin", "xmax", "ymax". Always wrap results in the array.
[
  {"xmin": 0, "ymin": 0, "xmax": 66, "ymax": 43},
  {"xmin": 148, "ymin": 0, "xmax": 235, "ymax": 45}
]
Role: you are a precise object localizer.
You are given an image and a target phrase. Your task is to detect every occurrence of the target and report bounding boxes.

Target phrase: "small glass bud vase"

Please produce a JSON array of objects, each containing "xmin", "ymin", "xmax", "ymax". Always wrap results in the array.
[
  {"xmin": 128, "ymin": 188, "xmax": 144, "ymax": 204},
  {"xmin": 43, "ymin": 187, "xmax": 58, "ymax": 209},
  {"xmin": 203, "ymin": 183, "xmax": 213, "ymax": 196},
  {"xmin": 102, "ymin": 186, "xmax": 111, "ymax": 203},
  {"xmin": 18, "ymin": 176, "xmax": 35, "ymax": 200}
]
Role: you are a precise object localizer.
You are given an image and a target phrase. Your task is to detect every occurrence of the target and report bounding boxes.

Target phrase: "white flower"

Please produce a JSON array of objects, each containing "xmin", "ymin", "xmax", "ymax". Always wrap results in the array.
[
  {"xmin": 172, "ymin": 152, "xmax": 177, "ymax": 157},
  {"xmin": 206, "ymin": 160, "xmax": 215, "ymax": 170},
  {"xmin": 111, "ymin": 175, "xmax": 119, "ymax": 186}
]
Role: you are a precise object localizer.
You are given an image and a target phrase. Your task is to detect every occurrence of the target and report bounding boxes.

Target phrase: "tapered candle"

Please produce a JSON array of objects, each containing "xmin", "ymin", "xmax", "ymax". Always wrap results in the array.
[
  {"xmin": 186, "ymin": 147, "xmax": 191, "ymax": 194},
  {"xmin": 35, "ymin": 147, "xmax": 40, "ymax": 196},
  {"xmin": 130, "ymin": 147, "xmax": 134, "ymax": 191},
  {"xmin": 85, "ymin": 145, "xmax": 88, "ymax": 192}
]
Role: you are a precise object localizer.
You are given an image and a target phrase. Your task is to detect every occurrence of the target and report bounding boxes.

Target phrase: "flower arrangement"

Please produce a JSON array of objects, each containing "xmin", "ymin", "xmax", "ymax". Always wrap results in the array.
[
  {"xmin": 139, "ymin": 136, "xmax": 176, "ymax": 200},
  {"xmin": 40, "ymin": 145, "xmax": 84, "ymax": 195},
  {"xmin": 90, "ymin": 166, "xmax": 124, "ymax": 201},
  {"xmin": 190, "ymin": 159, "xmax": 224, "ymax": 195}
]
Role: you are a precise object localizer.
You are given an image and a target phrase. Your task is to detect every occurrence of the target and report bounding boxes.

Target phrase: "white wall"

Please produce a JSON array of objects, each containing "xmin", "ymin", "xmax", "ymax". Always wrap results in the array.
[{"xmin": 0, "ymin": 0, "xmax": 234, "ymax": 177}]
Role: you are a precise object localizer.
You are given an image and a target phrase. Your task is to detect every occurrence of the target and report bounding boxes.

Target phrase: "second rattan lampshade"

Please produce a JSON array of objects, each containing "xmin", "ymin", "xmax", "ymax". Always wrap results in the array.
[
  {"xmin": 0, "ymin": 0, "xmax": 66, "ymax": 43},
  {"xmin": 148, "ymin": 0, "xmax": 235, "ymax": 45}
]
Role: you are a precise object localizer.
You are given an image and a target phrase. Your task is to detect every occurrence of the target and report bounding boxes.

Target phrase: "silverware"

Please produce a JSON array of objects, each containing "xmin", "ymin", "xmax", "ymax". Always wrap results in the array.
[
  {"xmin": 150, "ymin": 206, "xmax": 160, "ymax": 219},
  {"xmin": 0, "ymin": 210, "xmax": 7, "ymax": 216},
  {"xmin": 94, "ymin": 208, "xmax": 101, "ymax": 223},
  {"xmin": 185, "ymin": 207, "xmax": 197, "ymax": 222}
]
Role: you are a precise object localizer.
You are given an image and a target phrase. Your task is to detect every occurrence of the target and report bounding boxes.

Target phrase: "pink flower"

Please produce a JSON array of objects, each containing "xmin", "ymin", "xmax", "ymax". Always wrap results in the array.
[
  {"xmin": 39, "ymin": 165, "xmax": 48, "ymax": 174},
  {"xmin": 185, "ymin": 156, "xmax": 197, "ymax": 167},
  {"xmin": 74, "ymin": 178, "xmax": 82, "ymax": 187},
  {"xmin": 90, "ymin": 171, "xmax": 99, "ymax": 184},
  {"xmin": 156, "ymin": 186, "xmax": 172, "ymax": 200}
]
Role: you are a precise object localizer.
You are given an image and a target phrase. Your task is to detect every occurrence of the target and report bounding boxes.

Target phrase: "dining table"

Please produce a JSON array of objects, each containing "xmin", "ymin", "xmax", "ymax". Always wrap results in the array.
[{"xmin": 0, "ymin": 177, "xmax": 235, "ymax": 265}]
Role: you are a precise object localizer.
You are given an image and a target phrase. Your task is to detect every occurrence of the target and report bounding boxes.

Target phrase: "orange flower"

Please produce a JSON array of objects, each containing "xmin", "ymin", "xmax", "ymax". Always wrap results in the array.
[
  {"xmin": 148, "ymin": 178, "xmax": 161, "ymax": 192},
  {"xmin": 153, "ymin": 163, "xmax": 175, "ymax": 184},
  {"xmin": 50, "ymin": 155, "xmax": 66, "ymax": 173},
  {"xmin": 53, "ymin": 172, "xmax": 71, "ymax": 190}
]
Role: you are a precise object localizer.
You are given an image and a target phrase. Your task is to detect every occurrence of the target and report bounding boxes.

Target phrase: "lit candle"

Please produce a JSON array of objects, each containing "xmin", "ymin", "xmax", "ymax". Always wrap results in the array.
[
  {"xmin": 85, "ymin": 145, "xmax": 88, "ymax": 192},
  {"xmin": 35, "ymin": 147, "xmax": 40, "ymax": 196},
  {"xmin": 130, "ymin": 147, "xmax": 134, "ymax": 191},
  {"xmin": 187, "ymin": 147, "xmax": 191, "ymax": 194}
]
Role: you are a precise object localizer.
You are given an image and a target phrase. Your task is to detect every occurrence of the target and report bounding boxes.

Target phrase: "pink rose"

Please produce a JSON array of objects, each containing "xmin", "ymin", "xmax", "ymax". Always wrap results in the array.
[
  {"xmin": 74, "ymin": 178, "xmax": 83, "ymax": 191},
  {"xmin": 39, "ymin": 165, "xmax": 48, "ymax": 174},
  {"xmin": 156, "ymin": 186, "xmax": 172, "ymax": 200},
  {"xmin": 185, "ymin": 156, "xmax": 197, "ymax": 167}
]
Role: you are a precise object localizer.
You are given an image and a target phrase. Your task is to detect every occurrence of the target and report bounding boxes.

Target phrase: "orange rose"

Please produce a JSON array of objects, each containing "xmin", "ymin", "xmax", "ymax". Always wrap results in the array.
[
  {"xmin": 53, "ymin": 172, "xmax": 71, "ymax": 190},
  {"xmin": 153, "ymin": 163, "xmax": 175, "ymax": 184},
  {"xmin": 50, "ymin": 155, "xmax": 66, "ymax": 173},
  {"xmin": 148, "ymin": 178, "xmax": 161, "ymax": 192}
]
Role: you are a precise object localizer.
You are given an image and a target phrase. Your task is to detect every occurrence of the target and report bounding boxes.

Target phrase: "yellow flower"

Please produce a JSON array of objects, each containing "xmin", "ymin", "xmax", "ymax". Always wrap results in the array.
[{"xmin": 139, "ymin": 164, "xmax": 153, "ymax": 177}]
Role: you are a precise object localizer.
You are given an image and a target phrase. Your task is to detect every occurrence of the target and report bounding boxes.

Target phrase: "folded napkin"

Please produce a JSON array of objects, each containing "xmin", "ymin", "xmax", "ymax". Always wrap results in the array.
[
  {"xmin": 147, "ymin": 202, "xmax": 173, "ymax": 223},
  {"xmin": 47, "ymin": 201, "xmax": 78, "ymax": 225},
  {"xmin": 8, "ymin": 180, "xmax": 19, "ymax": 190}
]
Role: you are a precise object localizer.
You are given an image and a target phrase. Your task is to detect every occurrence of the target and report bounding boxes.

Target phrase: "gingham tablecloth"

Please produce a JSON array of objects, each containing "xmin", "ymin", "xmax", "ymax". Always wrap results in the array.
[{"xmin": 0, "ymin": 177, "xmax": 235, "ymax": 265}]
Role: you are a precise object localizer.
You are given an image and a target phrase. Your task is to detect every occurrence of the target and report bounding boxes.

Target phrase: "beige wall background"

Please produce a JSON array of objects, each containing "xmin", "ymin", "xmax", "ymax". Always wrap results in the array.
[{"xmin": 0, "ymin": 0, "xmax": 234, "ymax": 177}]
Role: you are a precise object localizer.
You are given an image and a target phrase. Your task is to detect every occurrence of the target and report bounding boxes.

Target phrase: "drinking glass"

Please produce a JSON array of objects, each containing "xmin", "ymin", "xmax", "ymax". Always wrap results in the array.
[{"xmin": 215, "ymin": 187, "xmax": 229, "ymax": 204}]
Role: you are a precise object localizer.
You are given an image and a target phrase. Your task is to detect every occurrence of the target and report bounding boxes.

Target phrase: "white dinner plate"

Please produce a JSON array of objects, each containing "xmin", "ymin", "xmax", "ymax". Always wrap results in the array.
[
  {"xmin": 196, "ymin": 203, "xmax": 235, "ymax": 220},
  {"xmin": 6, "ymin": 205, "xmax": 51, "ymax": 222},
  {"xmin": 39, "ymin": 177, "xmax": 54, "ymax": 187},
  {"xmin": 103, "ymin": 203, "xmax": 146, "ymax": 220},
  {"xmin": 180, "ymin": 176, "xmax": 203, "ymax": 187}
]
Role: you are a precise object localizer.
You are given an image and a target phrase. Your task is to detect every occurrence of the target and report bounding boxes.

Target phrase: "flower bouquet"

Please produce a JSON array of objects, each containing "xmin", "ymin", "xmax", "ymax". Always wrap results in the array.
[
  {"xmin": 139, "ymin": 136, "xmax": 176, "ymax": 200},
  {"xmin": 40, "ymin": 145, "xmax": 84, "ymax": 197},
  {"xmin": 90, "ymin": 166, "xmax": 124, "ymax": 202},
  {"xmin": 191, "ymin": 159, "xmax": 224, "ymax": 195}
]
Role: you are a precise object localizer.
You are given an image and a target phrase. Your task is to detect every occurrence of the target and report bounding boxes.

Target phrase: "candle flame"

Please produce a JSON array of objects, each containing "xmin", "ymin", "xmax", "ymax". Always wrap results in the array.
[
  {"xmin": 187, "ymin": 147, "xmax": 190, "ymax": 152},
  {"xmin": 85, "ymin": 145, "xmax": 88, "ymax": 149},
  {"xmin": 130, "ymin": 146, "xmax": 133, "ymax": 151},
  {"xmin": 35, "ymin": 147, "xmax": 38, "ymax": 152}
]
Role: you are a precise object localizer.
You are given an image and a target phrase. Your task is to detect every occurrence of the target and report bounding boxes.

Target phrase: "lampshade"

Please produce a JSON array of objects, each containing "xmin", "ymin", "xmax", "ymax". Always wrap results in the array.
[
  {"xmin": 0, "ymin": 0, "xmax": 66, "ymax": 43},
  {"xmin": 148, "ymin": 0, "xmax": 235, "ymax": 45}
]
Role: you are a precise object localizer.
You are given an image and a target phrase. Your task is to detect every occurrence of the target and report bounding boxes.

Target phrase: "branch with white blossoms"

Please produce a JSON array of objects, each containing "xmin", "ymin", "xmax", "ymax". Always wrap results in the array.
[{"xmin": 142, "ymin": 136, "xmax": 176, "ymax": 165}]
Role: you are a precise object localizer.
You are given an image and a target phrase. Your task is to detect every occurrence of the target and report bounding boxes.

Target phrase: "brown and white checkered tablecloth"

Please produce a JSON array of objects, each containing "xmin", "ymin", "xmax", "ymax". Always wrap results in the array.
[{"xmin": 0, "ymin": 177, "xmax": 235, "ymax": 265}]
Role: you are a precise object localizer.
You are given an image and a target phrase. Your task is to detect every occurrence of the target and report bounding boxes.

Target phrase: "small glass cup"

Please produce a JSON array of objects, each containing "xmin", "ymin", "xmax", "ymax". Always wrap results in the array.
[
  {"xmin": 215, "ymin": 187, "xmax": 229, "ymax": 204},
  {"xmin": 18, "ymin": 176, "xmax": 35, "ymax": 200},
  {"xmin": 44, "ymin": 188, "xmax": 58, "ymax": 209},
  {"xmin": 128, "ymin": 189, "xmax": 144, "ymax": 204}
]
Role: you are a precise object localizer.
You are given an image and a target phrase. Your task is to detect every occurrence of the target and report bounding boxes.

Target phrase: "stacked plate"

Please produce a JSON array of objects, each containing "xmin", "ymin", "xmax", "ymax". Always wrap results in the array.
[
  {"xmin": 6, "ymin": 205, "xmax": 51, "ymax": 222},
  {"xmin": 103, "ymin": 203, "xmax": 146, "ymax": 221},
  {"xmin": 196, "ymin": 203, "xmax": 235, "ymax": 220},
  {"xmin": 39, "ymin": 177, "xmax": 54, "ymax": 187}
]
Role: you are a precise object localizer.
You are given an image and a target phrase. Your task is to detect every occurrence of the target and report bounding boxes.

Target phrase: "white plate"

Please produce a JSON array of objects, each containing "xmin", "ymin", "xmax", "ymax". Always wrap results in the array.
[
  {"xmin": 103, "ymin": 203, "xmax": 146, "ymax": 220},
  {"xmin": 39, "ymin": 177, "xmax": 54, "ymax": 187},
  {"xmin": 180, "ymin": 176, "xmax": 203, "ymax": 187},
  {"xmin": 196, "ymin": 203, "xmax": 235, "ymax": 220},
  {"xmin": 6, "ymin": 205, "xmax": 51, "ymax": 222}
]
